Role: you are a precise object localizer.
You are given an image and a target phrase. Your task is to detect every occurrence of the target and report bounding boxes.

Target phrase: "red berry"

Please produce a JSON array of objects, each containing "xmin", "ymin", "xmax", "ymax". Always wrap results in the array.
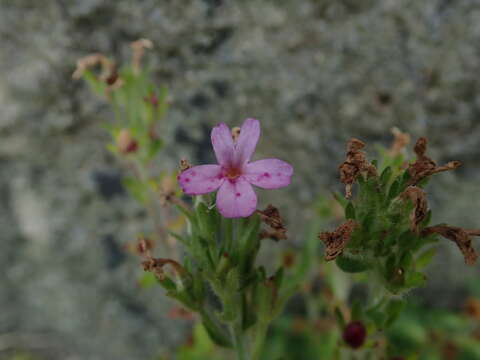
[{"xmin": 343, "ymin": 321, "xmax": 366, "ymax": 349}]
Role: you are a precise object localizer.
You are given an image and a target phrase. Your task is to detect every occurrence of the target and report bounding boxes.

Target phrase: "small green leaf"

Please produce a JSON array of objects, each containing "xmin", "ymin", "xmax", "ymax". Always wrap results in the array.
[
  {"xmin": 380, "ymin": 166, "xmax": 393, "ymax": 186},
  {"xmin": 336, "ymin": 255, "xmax": 371, "ymax": 273},
  {"xmin": 388, "ymin": 178, "xmax": 401, "ymax": 200},
  {"xmin": 405, "ymin": 271, "xmax": 426, "ymax": 289},
  {"xmin": 384, "ymin": 300, "xmax": 406, "ymax": 328},
  {"xmin": 345, "ymin": 202, "xmax": 356, "ymax": 220},
  {"xmin": 416, "ymin": 248, "xmax": 436, "ymax": 269},
  {"xmin": 334, "ymin": 307, "xmax": 346, "ymax": 328},
  {"xmin": 139, "ymin": 272, "xmax": 157, "ymax": 288}
]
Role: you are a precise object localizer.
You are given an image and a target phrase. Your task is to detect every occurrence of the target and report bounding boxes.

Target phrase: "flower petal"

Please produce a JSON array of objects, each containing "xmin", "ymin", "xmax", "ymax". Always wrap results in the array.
[
  {"xmin": 244, "ymin": 158, "xmax": 293, "ymax": 189},
  {"xmin": 234, "ymin": 118, "xmax": 260, "ymax": 166},
  {"xmin": 178, "ymin": 165, "xmax": 224, "ymax": 195},
  {"xmin": 216, "ymin": 177, "xmax": 257, "ymax": 218},
  {"xmin": 211, "ymin": 123, "xmax": 234, "ymax": 167}
]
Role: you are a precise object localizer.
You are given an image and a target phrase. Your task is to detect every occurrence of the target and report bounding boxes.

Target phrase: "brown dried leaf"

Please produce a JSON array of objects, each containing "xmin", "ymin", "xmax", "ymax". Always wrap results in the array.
[
  {"xmin": 142, "ymin": 257, "xmax": 185, "ymax": 281},
  {"xmin": 401, "ymin": 186, "xmax": 428, "ymax": 234},
  {"xmin": 339, "ymin": 138, "xmax": 377, "ymax": 199},
  {"xmin": 422, "ymin": 225, "xmax": 479, "ymax": 265},
  {"xmin": 258, "ymin": 205, "xmax": 286, "ymax": 230},
  {"xmin": 408, "ymin": 137, "xmax": 461, "ymax": 185},
  {"xmin": 319, "ymin": 219, "xmax": 358, "ymax": 261}
]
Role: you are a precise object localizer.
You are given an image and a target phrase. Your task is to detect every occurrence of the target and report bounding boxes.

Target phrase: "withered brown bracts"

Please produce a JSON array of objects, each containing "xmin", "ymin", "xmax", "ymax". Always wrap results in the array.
[
  {"xmin": 319, "ymin": 219, "xmax": 358, "ymax": 261},
  {"xmin": 408, "ymin": 137, "xmax": 461, "ymax": 186},
  {"xmin": 401, "ymin": 186, "xmax": 428, "ymax": 234},
  {"xmin": 339, "ymin": 138, "xmax": 377, "ymax": 199},
  {"xmin": 257, "ymin": 205, "xmax": 287, "ymax": 240},
  {"xmin": 388, "ymin": 127, "xmax": 411, "ymax": 157},
  {"xmin": 422, "ymin": 225, "xmax": 479, "ymax": 265},
  {"xmin": 142, "ymin": 258, "xmax": 185, "ymax": 281}
]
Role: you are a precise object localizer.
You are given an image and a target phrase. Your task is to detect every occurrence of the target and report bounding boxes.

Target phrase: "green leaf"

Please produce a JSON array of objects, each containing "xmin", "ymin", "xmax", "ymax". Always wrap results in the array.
[
  {"xmin": 334, "ymin": 307, "xmax": 346, "ymax": 328},
  {"xmin": 380, "ymin": 166, "xmax": 393, "ymax": 186},
  {"xmin": 384, "ymin": 300, "xmax": 406, "ymax": 328},
  {"xmin": 146, "ymin": 138, "xmax": 163, "ymax": 160},
  {"xmin": 405, "ymin": 271, "xmax": 426, "ymax": 289},
  {"xmin": 416, "ymin": 248, "xmax": 436, "ymax": 269},
  {"xmin": 200, "ymin": 312, "xmax": 232, "ymax": 348},
  {"xmin": 345, "ymin": 202, "xmax": 356, "ymax": 220},
  {"xmin": 336, "ymin": 255, "xmax": 371, "ymax": 273},
  {"xmin": 139, "ymin": 272, "xmax": 157, "ymax": 288},
  {"xmin": 388, "ymin": 177, "xmax": 401, "ymax": 200},
  {"xmin": 123, "ymin": 177, "xmax": 146, "ymax": 204}
]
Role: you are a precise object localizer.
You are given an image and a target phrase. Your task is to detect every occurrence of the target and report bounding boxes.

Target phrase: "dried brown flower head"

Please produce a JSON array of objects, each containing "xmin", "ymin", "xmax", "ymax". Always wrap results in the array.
[
  {"xmin": 257, "ymin": 205, "xmax": 287, "ymax": 240},
  {"xmin": 72, "ymin": 53, "xmax": 122, "ymax": 92},
  {"xmin": 159, "ymin": 175, "xmax": 177, "ymax": 206},
  {"xmin": 131, "ymin": 38, "xmax": 153, "ymax": 73},
  {"xmin": 180, "ymin": 159, "xmax": 192, "ymax": 173},
  {"xmin": 117, "ymin": 129, "xmax": 138, "ymax": 154},
  {"xmin": 319, "ymin": 219, "xmax": 358, "ymax": 261},
  {"xmin": 339, "ymin": 138, "xmax": 377, "ymax": 199},
  {"xmin": 408, "ymin": 137, "xmax": 461, "ymax": 186},
  {"xmin": 464, "ymin": 297, "xmax": 480, "ymax": 320},
  {"xmin": 401, "ymin": 186, "xmax": 428, "ymax": 234},
  {"xmin": 142, "ymin": 257, "xmax": 185, "ymax": 281},
  {"xmin": 422, "ymin": 225, "xmax": 480, "ymax": 265},
  {"xmin": 259, "ymin": 229, "xmax": 287, "ymax": 241},
  {"xmin": 389, "ymin": 127, "xmax": 411, "ymax": 157}
]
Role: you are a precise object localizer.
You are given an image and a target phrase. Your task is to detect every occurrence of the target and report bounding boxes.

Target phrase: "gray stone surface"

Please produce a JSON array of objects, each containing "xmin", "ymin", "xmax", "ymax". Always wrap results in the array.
[{"xmin": 1, "ymin": 0, "xmax": 480, "ymax": 358}]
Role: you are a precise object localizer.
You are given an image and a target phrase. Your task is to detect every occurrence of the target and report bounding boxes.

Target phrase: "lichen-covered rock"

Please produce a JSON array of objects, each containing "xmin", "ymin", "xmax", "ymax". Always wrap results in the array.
[{"xmin": 1, "ymin": 0, "xmax": 480, "ymax": 358}]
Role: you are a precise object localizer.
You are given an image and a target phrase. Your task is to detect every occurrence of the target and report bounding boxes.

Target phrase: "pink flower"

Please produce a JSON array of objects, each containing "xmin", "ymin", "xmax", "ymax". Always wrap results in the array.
[{"xmin": 178, "ymin": 118, "xmax": 293, "ymax": 218}]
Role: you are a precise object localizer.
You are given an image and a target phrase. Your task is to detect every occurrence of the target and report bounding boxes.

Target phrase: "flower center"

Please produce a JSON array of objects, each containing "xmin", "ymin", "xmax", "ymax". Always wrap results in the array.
[{"xmin": 225, "ymin": 166, "xmax": 242, "ymax": 180}]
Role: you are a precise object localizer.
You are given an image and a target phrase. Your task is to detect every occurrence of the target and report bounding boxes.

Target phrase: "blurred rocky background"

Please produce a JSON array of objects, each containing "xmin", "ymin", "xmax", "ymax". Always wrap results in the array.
[{"xmin": 1, "ymin": 0, "xmax": 480, "ymax": 359}]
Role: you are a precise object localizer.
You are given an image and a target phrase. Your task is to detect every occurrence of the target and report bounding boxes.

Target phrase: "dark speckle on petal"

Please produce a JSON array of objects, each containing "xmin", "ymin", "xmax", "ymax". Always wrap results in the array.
[{"xmin": 236, "ymin": 192, "xmax": 241, "ymax": 197}]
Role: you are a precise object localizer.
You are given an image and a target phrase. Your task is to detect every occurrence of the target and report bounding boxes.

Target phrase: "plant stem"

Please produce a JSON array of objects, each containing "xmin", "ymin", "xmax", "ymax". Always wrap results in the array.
[
  {"xmin": 251, "ymin": 322, "xmax": 268, "ymax": 360},
  {"xmin": 230, "ymin": 322, "xmax": 247, "ymax": 360}
]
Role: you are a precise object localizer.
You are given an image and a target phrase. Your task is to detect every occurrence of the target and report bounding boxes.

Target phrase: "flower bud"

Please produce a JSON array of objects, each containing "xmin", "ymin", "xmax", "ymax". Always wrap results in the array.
[
  {"xmin": 117, "ymin": 129, "xmax": 138, "ymax": 154},
  {"xmin": 342, "ymin": 321, "xmax": 366, "ymax": 349}
]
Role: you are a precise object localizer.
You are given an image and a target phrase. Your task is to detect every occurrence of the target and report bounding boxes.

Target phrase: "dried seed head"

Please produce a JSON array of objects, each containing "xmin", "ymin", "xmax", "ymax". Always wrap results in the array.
[
  {"xmin": 422, "ymin": 225, "xmax": 479, "ymax": 265},
  {"xmin": 319, "ymin": 219, "xmax": 358, "ymax": 261},
  {"xmin": 339, "ymin": 138, "xmax": 377, "ymax": 199},
  {"xmin": 401, "ymin": 186, "xmax": 428, "ymax": 234},
  {"xmin": 408, "ymin": 137, "xmax": 461, "ymax": 186}
]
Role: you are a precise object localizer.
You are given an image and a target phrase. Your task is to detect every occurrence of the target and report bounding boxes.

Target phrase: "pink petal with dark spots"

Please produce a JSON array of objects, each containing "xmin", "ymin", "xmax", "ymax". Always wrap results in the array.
[
  {"xmin": 216, "ymin": 177, "xmax": 257, "ymax": 218},
  {"xmin": 234, "ymin": 118, "xmax": 260, "ymax": 166},
  {"xmin": 211, "ymin": 123, "xmax": 234, "ymax": 167},
  {"xmin": 244, "ymin": 158, "xmax": 293, "ymax": 189},
  {"xmin": 178, "ymin": 165, "xmax": 224, "ymax": 195}
]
